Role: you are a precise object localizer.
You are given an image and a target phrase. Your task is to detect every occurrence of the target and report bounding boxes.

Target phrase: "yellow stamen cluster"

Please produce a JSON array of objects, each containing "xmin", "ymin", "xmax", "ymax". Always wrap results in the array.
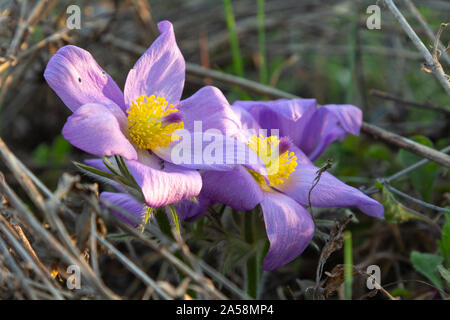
[
  {"xmin": 127, "ymin": 95, "xmax": 184, "ymax": 150},
  {"xmin": 247, "ymin": 135, "xmax": 297, "ymax": 188}
]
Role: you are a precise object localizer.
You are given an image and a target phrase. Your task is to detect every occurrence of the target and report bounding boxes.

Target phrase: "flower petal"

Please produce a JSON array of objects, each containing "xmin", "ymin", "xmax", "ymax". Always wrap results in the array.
[
  {"xmin": 200, "ymin": 166, "xmax": 264, "ymax": 211},
  {"xmin": 126, "ymin": 150, "xmax": 202, "ymax": 207},
  {"xmin": 124, "ymin": 21, "xmax": 185, "ymax": 107},
  {"xmin": 260, "ymin": 191, "xmax": 315, "ymax": 270},
  {"xmin": 231, "ymin": 104, "xmax": 261, "ymax": 132},
  {"xmin": 62, "ymin": 103, "xmax": 137, "ymax": 160},
  {"xmin": 179, "ymin": 86, "xmax": 242, "ymax": 137},
  {"xmin": 44, "ymin": 45, "xmax": 125, "ymax": 112},
  {"xmin": 276, "ymin": 160, "xmax": 384, "ymax": 218},
  {"xmin": 158, "ymin": 86, "xmax": 268, "ymax": 171},
  {"xmin": 232, "ymin": 98, "xmax": 317, "ymax": 141},
  {"xmin": 84, "ymin": 158, "xmax": 109, "ymax": 172},
  {"xmin": 83, "ymin": 158, "xmax": 125, "ymax": 192},
  {"xmin": 153, "ymin": 131, "xmax": 266, "ymax": 174},
  {"xmin": 175, "ymin": 195, "xmax": 211, "ymax": 221},
  {"xmin": 297, "ymin": 104, "xmax": 362, "ymax": 160},
  {"xmin": 233, "ymin": 100, "xmax": 362, "ymax": 161},
  {"xmin": 100, "ymin": 192, "xmax": 144, "ymax": 227}
]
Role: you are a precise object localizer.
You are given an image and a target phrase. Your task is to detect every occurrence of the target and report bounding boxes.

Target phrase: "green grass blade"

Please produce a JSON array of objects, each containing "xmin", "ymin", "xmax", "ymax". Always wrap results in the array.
[
  {"xmin": 168, "ymin": 204, "xmax": 181, "ymax": 236},
  {"xmin": 74, "ymin": 161, "xmax": 116, "ymax": 180},
  {"xmin": 257, "ymin": 0, "xmax": 267, "ymax": 84},
  {"xmin": 344, "ymin": 230, "xmax": 353, "ymax": 300},
  {"xmin": 222, "ymin": 0, "xmax": 244, "ymax": 77}
]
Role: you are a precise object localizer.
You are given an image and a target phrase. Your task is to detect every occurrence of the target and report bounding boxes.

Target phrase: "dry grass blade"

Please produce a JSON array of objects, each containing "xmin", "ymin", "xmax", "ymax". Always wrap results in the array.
[
  {"xmin": 0, "ymin": 171, "xmax": 118, "ymax": 299},
  {"xmin": 0, "ymin": 236, "xmax": 38, "ymax": 299},
  {"xmin": 0, "ymin": 132, "xmax": 246, "ymax": 299},
  {"xmin": 96, "ymin": 235, "xmax": 174, "ymax": 300}
]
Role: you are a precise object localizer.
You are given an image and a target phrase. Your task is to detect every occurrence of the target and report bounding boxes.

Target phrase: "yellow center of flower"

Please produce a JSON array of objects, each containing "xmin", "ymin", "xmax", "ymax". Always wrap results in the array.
[
  {"xmin": 247, "ymin": 135, "xmax": 297, "ymax": 188},
  {"xmin": 127, "ymin": 94, "xmax": 184, "ymax": 150}
]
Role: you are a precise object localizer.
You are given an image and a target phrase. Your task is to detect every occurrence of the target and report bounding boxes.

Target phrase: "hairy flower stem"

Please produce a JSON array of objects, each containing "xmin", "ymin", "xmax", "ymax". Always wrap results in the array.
[
  {"xmin": 154, "ymin": 208, "xmax": 199, "ymax": 298},
  {"xmin": 155, "ymin": 208, "xmax": 175, "ymax": 240}
]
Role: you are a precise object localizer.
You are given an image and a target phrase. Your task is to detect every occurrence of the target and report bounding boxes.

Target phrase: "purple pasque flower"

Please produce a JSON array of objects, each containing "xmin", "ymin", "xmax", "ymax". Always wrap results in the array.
[
  {"xmin": 182, "ymin": 98, "xmax": 384, "ymax": 271},
  {"xmin": 100, "ymin": 191, "xmax": 146, "ymax": 227},
  {"xmin": 44, "ymin": 20, "xmax": 256, "ymax": 211},
  {"xmin": 232, "ymin": 99, "xmax": 363, "ymax": 161}
]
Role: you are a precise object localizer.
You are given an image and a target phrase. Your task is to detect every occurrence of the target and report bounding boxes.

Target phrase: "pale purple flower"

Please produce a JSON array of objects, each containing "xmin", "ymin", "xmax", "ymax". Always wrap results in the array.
[
  {"xmin": 179, "ymin": 99, "xmax": 384, "ymax": 270},
  {"xmin": 44, "ymin": 20, "xmax": 257, "ymax": 211},
  {"xmin": 100, "ymin": 192, "xmax": 145, "ymax": 227}
]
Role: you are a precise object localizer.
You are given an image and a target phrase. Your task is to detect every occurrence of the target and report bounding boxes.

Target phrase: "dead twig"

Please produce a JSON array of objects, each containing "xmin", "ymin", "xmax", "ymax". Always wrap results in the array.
[
  {"xmin": 95, "ymin": 235, "xmax": 174, "ymax": 300},
  {"xmin": 307, "ymin": 159, "xmax": 333, "ymax": 224},
  {"xmin": 365, "ymin": 145, "xmax": 450, "ymax": 195},
  {"xmin": 102, "ymin": 203, "xmax": 231, "ymax": 300},
  {"xmin": 360, "ymin": 123, "xmax": 450, "ymax": 167},
  {"xmin": 0, "ymin": 215, "xmax": 64, "ymax": 299},
  {"xmin": 385, "ymin": 184, "xmax": 450, "ymax": 214},
  {"xmin": 0, "ymin": 236, "xmax": 37, "ymax": 299},
  {"xmin": 0, "ymin": 171, "xmax": 118, "ymax": 299},
  {"xmin": 432, "ymin": 23, "xmax": 449, "ymax": 65},
  {"xmin": 382, "ymin": 0, "xmax": 450, "ymax": 95},
  {"xmin": 311, "ymin": 215, "xmax": 353, "ymax": 299},
  {"xmin": 321, "ymin": 264, "xmax": 398, "ymax": 300},
  {"xmin": 308, "ymin": 159, "xmax": 333, "ymax": 211},
  {"xmin": 370, "ymin": 89, "xmax": 450, "ymax": 115},
  {"xmin": 403, "ymin": 0, "xmax": 450, "ymax": 67}
]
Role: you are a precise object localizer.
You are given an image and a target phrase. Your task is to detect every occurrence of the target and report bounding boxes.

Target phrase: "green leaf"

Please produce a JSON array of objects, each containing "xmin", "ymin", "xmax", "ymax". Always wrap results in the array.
[
  {"xmin": 143, "ymin": 206, "xmax": 153, "ymax": 226},
  {"xmin": 381, "ymin": 186, "xmax": 424, "ymax": 223},
  {"xmin": 410, "ymin": 251, "xmax": 444, "ymax": 291},
  {"xmin": 32, "ymin": 144, "xmax": 50, "ymax": 166},
  {"xmin": 375, "ymin": 180, "xmax": 384, "ymax": 191},
  {"xmin": 438, "ymin": 214, "xmax": 450, "ymax": 265},
  {"xmin": 398, "ymin": 136, "xmax": 439, "ymax": 202},
  {"xmin": 32, "ymin": 26, "xmax": 44, "ymax": 42},
  {"xmin": 366, "ymin": 143, "xmax": 391, "ymax": 161},
  {"xmin": 222, "ymin": 0, "xmax": 244, "ymax": 78},
  {"xmin": 154, "ymin": 208, "xmax": 174, "ymax": 240},
  {"xmin": 390, "ymin": 288, "xmax": 411, "ymax": 298},
  {"xmin": 32, "ymin": 136, "xmax": 71, "ymax": 166},
  {"xmin": 51, "ymin": 136, "xmax": 71, "ymax": 164},
  {"xmin": 168, "ymin": 204, "xmax": 181, "ymax": 236},
  {"xmin": 114, "ymin": 155, "xmax": 133, "ymax": 181},
  {"xmin": 102, "ymin": 157, "xmax": 120, "ymax": 175},
  {"xmin": 221, "ymin": 237, "xmax": 253, "ymax": 275},
  {"xmin": 73, "ymin": 162, "xmax": 116, "ymax": 180},
  {"xmin": 437, "ymin": 265, "xmax": 450, "ymax": 285}
]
